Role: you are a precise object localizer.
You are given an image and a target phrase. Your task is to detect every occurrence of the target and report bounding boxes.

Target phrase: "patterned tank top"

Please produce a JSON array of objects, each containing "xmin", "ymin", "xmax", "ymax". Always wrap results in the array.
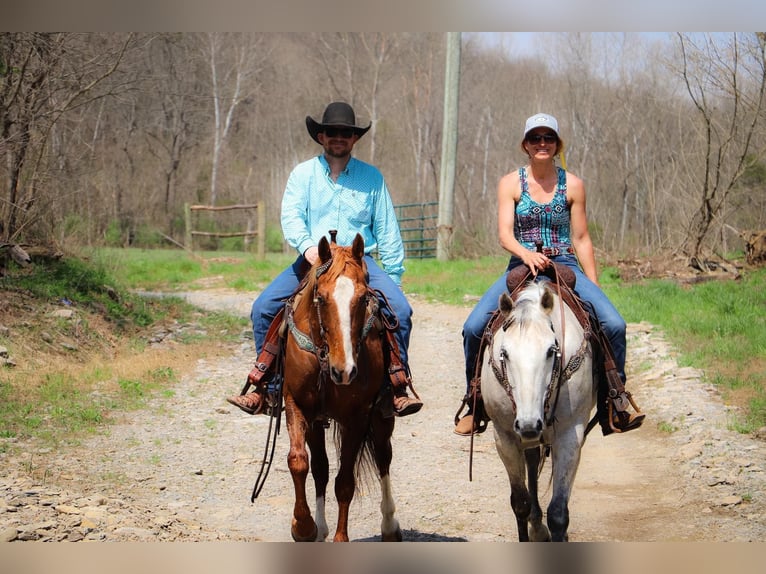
[{"xmin": 514, "ymin": 166, "xmax": 572, "ymax": 252}]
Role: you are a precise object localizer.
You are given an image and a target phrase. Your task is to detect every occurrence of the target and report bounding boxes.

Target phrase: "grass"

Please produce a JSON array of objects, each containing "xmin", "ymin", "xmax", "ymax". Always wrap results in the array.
[
  {"xmin": 100, "ymin": 248, "xmax": 766, "ymax": 433},
  {"xmin": 602, "ymin": 269, "xmax": 766, "ymax": 432},
  {"xmin": 0, "ymin": 251, "xmax": 248, "ymax": 452},
  {"xmin": 2, "ymin": 246, "xmax": 765, "ymax": 447}
]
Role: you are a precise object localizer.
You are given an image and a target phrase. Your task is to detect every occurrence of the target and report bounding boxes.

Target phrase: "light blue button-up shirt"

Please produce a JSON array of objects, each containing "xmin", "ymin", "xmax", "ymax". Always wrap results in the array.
[{"xmin": 280, "ymin": 154, "xmax": 406, "ymax": 285}]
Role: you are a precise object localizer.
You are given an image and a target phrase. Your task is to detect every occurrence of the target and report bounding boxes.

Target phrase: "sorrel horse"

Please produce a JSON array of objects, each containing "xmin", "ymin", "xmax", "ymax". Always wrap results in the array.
[
  {"xmin": 281, "ymin": 232, "xmax": 401, "ymax": 542},
  {"xmin": 481, "ymin": 280, "xmax": 596, "ymax": 542}
]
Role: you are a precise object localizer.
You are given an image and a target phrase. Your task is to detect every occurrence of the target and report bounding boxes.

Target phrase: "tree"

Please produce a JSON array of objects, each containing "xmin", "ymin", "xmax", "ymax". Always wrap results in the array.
[
  {"xmin": 674, "ymin": 32, "xmax": 766, "ymax": 260},
  {"xmin": 200, "ymin": 33, "xmax": 264, "ymax": 206},
  {"xmin": 1, "ymin": 33, "xmax": 133, "ymax": 243}
]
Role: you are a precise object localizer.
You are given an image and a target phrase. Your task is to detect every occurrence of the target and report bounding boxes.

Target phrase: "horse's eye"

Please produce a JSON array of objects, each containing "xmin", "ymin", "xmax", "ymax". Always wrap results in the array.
[
  {"xmin": 547, "ymin": 345, "xmax": 558, "ymax": 358},
  {"xmin": 314, "ymin": 295, "xmax": 324, "ymax": 306}
]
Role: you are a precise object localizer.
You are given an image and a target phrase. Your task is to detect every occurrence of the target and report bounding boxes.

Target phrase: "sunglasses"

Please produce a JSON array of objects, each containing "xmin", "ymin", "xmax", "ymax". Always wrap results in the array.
[
  {"xmin": 526, "ymin": 133, "xmax": 558, "ymax": 144},
  {"xmin": 324, "ymin": 127, "xmax": 355, "ymax": 138}
]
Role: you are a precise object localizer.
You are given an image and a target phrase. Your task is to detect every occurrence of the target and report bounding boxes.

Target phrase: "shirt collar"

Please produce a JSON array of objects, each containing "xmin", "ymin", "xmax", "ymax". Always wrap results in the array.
[{"xmin": 319, "ymin": 154, "xmax": 352, "ymax": 176}]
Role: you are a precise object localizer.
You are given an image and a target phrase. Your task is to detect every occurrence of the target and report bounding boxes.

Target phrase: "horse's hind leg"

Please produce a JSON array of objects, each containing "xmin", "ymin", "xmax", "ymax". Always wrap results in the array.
[
  {"xmin": 285, "ymin": 402, "xmax": 318, "ymax": 542},
  {"xmin": 307, "ymin": 421, "xmax": 330, "ymax": 541},
  {"xmin": 525, "ymin": 446, "xmax": 550, "ymax": 542},
  {"xmin": 372, "ymin": 410, "xmax": 401, "ymax": 541}
]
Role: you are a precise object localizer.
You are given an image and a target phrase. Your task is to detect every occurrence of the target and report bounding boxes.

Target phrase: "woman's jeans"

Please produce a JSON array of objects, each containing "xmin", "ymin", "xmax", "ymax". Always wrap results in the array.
[
  {"xmin": 251, "ymin": 255, "xmax": 413, "ymax": 390},
  {"xmin": 462, "ymin": 255, "xmax": 627, "ymax": 395}
]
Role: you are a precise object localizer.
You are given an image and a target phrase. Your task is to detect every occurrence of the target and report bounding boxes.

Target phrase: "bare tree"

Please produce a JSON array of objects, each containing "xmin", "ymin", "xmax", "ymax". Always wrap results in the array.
[
  {"xmin": 200, "ymin": 33, "xmax": 263, "ymax": 206},
  {"xmin": 0, "ymin": 33, "xmax": 133, "ymax": 243},
  {"xmin": 674, "ymin": 32, "xmax": 766, "ymax": 260}
]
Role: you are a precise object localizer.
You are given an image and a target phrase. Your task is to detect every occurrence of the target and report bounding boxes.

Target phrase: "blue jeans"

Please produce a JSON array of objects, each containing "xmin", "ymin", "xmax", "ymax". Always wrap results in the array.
[
  {"xmin": 462, "ymin": 255, "xmax": 627, "ymax": 395},
  {"xmin": 251, "ymin": 255, "xmax": 413, "ymax": 377}
]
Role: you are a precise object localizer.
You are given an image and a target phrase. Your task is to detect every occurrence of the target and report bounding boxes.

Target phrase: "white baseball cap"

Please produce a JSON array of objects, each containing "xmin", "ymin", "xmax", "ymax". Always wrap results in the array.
[{"xmin": 523, "ymin": 113, "xmax": 560, "ymax": 139}]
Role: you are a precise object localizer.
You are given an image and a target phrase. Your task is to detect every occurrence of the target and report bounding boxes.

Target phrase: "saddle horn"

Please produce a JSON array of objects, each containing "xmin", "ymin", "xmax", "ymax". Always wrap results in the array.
[{"xmin": 329, "ymin": 229, "xmax": 338, "ymax": 244}]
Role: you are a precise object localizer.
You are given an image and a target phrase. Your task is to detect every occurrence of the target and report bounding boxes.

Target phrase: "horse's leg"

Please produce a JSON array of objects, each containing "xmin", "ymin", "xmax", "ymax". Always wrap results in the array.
[
  {"xmin": 307, "ymin": 421, "xmax": 329, "ymax": 541},
  {"xmin": 525, "ymin": 446, "xmax": 551, "ymax": 542},
  {"xmin": 332, "ymin": 422, "xmax": 366, "ymax": 542},
  {"xmin": 371, "ymin": 408, "xmax": 401, "ymax": 542},
  {"xmin": 285, "ymin": 399, "xmax": 318, "ymax": 542},
  {"xmin": 494, "ymin": 428, "xmax": 532, "ymax": 541},
  {"xmin": 547, "ymin": 430, "xmax": 585, "ymax": 542}
]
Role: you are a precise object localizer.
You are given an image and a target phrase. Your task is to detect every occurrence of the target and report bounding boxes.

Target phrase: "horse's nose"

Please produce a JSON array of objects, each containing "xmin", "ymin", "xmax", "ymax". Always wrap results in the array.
[
  {"xmin": 330, "ymin": 366, "xmax": 345, "ymax": 384},
  {"xmin": 514, "ymin": 418, "xmax": 543, "ymax": 440},
  {"xmin": 330, "ymin": 365, "xmax": 357, "ymax": 385}
]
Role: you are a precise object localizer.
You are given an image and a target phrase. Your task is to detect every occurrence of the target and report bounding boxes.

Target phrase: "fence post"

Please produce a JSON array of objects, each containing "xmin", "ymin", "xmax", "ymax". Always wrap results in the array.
[
  {"xmin": 184, "ymin": 203, "xmax": 192, "ymax": 251},
  {"xmin": 257, "ymin": 201, "xmax": 266, "ymax": 259}
]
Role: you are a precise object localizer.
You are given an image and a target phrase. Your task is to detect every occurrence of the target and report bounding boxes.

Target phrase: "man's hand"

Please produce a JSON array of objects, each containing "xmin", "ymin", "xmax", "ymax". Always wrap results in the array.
[{"xmin": 303, "ymin": 245, "xmax": 319, "ymax": 266}]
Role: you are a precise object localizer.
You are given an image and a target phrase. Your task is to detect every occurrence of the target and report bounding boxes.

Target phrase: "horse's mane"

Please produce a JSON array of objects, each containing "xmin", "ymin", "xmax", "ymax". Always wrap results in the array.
[
  {"xmin": 293, "ymin": 246, "xmax": 366, "ymax": 316},
  {"xmin": 509, "ymin": 282, "xmax": 553, "ymax": 333}
]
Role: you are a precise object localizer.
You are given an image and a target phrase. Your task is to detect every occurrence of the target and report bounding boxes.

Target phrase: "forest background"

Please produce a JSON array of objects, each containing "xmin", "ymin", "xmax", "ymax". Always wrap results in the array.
[{"xmin": 2, "ymin": 32, "xmax": 765, "ymax": 260}]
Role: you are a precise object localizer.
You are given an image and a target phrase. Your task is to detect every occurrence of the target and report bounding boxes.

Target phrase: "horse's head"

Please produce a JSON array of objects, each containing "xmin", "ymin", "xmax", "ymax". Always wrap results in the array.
[
  {"xmin": 313, "ymin": 233, "xmax": 373, "ymax": 385},
  {"xmin": 496, "ymin": 283, "xmax": 561, "ymax": 443}
]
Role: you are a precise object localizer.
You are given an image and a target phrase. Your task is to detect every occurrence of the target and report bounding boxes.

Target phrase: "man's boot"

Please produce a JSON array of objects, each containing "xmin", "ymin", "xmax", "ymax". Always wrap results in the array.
[
  {"xmin": 383, "ymin": 327, "xmax": 422, "ymax": 417},
  {"xmin": 227, "ymin": 307, "xmax": 285, "ymax": 415},
  {"xmin": 226, "ymin": 368, "xmax": 282, "ymax": 416}
]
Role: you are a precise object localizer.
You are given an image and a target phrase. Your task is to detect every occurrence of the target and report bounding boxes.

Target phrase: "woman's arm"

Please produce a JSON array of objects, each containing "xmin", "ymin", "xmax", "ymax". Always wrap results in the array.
[{"xmin": 567, "ymin": 173, "xmax": 600, "ymax": 286}]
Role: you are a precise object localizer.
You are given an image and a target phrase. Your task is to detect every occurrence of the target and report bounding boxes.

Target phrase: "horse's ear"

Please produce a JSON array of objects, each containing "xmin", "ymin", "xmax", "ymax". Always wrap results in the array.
[
  {"xmin": 318, "ymin": 235, "xmax": 332, "ymax": 263},
  {"xmin": 499, "ymin": 291, "xmax": 514, "ymax": 316},
  {"xmin": 540, "ymin": 286, "xmax": 555, "ymax": 313},
  {"xmin": 351, "ymin": 233, "xmax": 365, "ymax": 260}
]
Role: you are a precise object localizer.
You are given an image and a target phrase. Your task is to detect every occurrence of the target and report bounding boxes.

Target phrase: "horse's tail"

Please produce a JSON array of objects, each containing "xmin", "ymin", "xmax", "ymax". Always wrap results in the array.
[{"xmin": 330, "ymin": 385, "xmax": 394, "ymax": 492}]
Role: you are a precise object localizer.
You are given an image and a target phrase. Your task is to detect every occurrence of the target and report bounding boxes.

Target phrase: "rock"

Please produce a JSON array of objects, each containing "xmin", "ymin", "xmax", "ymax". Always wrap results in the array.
[
  {"xmin": 718, "ymin": 495, "xmax": 742, "ymax": 506},
  {"xmin": 50, "ymin": 309, "xmax": 75, "ymax": 319},
  {"xmin": 1, "ymin": 526, "xmax": 18, "ymax": 542}
]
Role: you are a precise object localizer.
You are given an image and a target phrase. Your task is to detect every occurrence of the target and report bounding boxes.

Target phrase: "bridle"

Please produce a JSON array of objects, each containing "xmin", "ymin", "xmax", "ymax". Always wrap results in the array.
[{"xmin": 286, "ymin": 254, "xmax": 379, "ymax": 386}]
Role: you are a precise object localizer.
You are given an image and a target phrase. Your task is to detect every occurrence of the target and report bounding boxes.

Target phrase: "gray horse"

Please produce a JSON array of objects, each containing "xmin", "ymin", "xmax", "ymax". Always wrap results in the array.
[{"xmin": 481, "ymin": 280, "xmax": 596, "ymax": 542}]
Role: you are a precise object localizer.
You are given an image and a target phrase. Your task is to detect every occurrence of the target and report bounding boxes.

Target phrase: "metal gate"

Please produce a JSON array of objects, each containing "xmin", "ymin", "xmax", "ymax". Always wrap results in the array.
[{"xmin": 394, "ymin": 202, "xmax": 438, "ymax": 259}]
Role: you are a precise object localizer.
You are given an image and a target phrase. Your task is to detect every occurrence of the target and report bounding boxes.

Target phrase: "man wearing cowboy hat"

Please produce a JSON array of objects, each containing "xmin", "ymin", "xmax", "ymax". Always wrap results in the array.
[{"xmin": 227, "ymin": 102, "xmax": 422, "ymax": 417}]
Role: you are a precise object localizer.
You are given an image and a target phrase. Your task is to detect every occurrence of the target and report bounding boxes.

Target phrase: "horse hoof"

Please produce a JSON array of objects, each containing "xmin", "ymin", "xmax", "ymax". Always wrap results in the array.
[
  {"xmin": 382, "ymin": 528, "xmax": 402, "ymax": 542},
  {"xmin": 291, "ymin": 521, "xmax": 318, "ymax": 542}
]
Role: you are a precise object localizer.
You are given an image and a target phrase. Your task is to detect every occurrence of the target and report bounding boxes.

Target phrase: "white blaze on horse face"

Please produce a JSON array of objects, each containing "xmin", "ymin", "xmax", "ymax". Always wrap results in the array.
[{"xmin": 332, "ymin": 275, "xmax": 357, "ymax": 384}]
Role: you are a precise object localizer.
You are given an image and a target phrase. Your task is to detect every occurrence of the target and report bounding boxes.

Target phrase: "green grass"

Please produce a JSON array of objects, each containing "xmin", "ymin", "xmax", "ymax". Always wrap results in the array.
[
  {"xmin": 603, "ymin": 268, "xmax": 766, "ymax": 432},
  {"xmin": 101, "ymin": 250, "xmax": 766, "ymax": 432},
  {"xmin": 0, "ymin": 250, "xmax": 248, "ymax": 450},
  {"xmin": 88, "ymin": 247, "xmax": 293, "ymax": 292},
  {"xmin": 0, "ymin": 365, "xmax": 186, "ymax": 449},
  {"xmin": 4, "ymin": 247, "xmax": 765, "ymax": 439},
  {"xmin": 403, "ymin": 256, "xmax": 508, "ymax": 305}
]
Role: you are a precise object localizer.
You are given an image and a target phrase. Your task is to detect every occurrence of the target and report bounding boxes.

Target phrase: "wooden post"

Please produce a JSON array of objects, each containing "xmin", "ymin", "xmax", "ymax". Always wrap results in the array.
[
  {"xmin": 184, "ymin": 203, "xmax": 192, "ymax": 251},
  {"xmin": 257, "ymin": 201, "xmax": 266, "ymax": 259},
  {"xmin": 437, "ymin": 32, "xmax": 460, "ymax": 261}
]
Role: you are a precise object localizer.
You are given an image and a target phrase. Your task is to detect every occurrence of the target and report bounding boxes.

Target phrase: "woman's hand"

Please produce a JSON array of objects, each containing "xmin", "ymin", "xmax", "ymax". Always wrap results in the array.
[{"xmin": 521, "ymin": 249, "xmax": 550, "ymax": 277}]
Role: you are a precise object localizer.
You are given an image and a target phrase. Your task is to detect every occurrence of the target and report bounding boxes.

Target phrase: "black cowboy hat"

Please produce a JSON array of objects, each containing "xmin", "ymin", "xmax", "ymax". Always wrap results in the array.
[{"xmin": 306, "ymin": 102, "xmax": 371, "ymax": 144}]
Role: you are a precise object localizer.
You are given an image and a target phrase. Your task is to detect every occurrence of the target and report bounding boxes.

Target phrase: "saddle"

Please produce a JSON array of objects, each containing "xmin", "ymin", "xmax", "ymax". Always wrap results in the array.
[{"xmin": 460, "ymin": 263, "xmax": 643, "ymax": 436}]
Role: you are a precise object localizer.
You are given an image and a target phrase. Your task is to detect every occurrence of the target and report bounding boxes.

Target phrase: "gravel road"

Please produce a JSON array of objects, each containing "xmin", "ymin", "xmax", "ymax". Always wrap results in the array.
[{"xmin": 2, "ymin": 288, "xmax": 765, "ymax": 543}]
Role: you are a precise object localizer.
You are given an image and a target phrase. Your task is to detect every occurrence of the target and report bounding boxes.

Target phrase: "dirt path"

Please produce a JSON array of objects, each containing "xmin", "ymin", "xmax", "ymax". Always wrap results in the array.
[{"xmin": 2, "ymin": 289, "xmax": 765, "ymax": 542}]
